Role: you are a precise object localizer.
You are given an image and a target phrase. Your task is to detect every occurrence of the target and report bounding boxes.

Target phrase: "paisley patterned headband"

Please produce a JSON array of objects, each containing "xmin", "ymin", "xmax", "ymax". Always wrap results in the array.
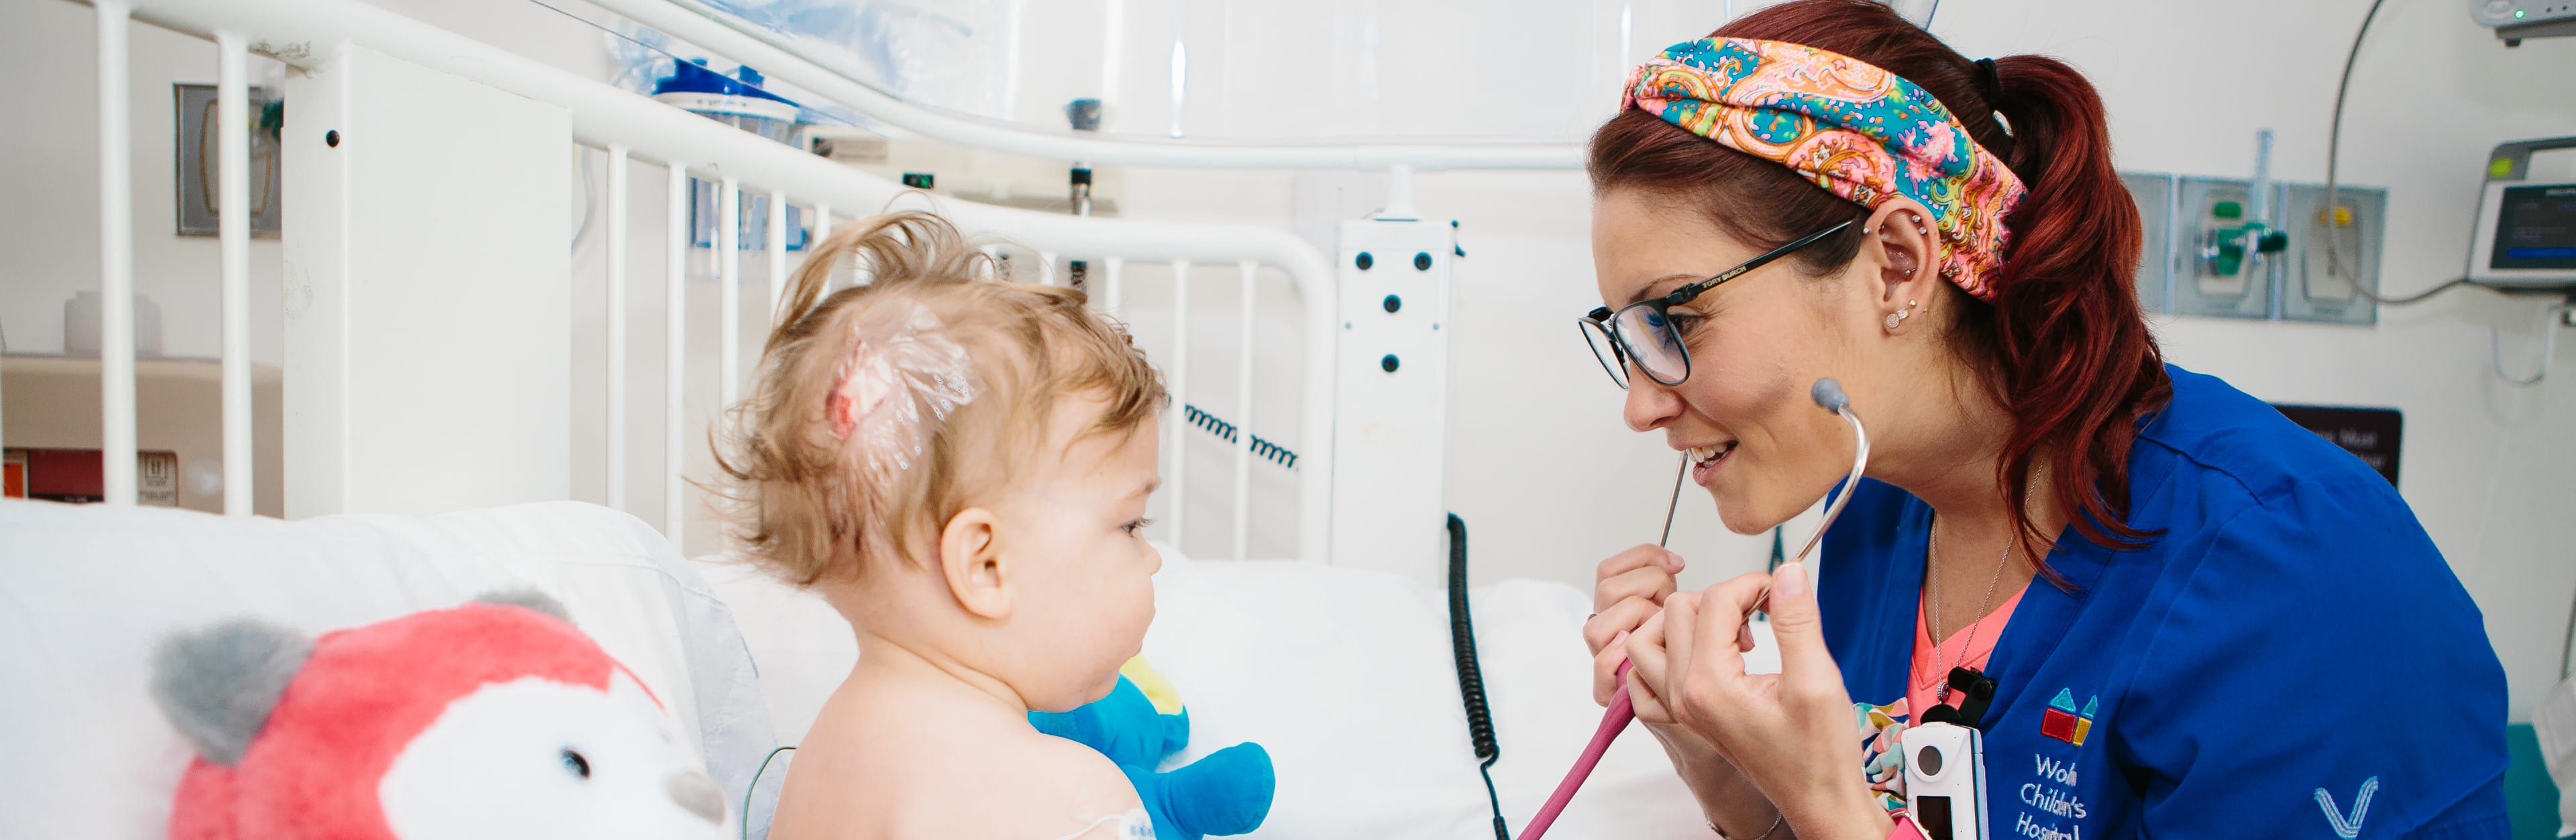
[{"xmin": 1621, "ymin": 38, "xmax": 2025, "ymax": 300}]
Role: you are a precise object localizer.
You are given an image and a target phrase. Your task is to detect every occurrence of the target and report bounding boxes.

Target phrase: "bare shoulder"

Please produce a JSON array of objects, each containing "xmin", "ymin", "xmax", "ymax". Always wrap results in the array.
[
  {"xmin": 996, "ymin": 731, "xmax": 1149, "ymax": 837},
  {"xmin": 777, "ymin": 711, "xmax": 1143, "ymax": 839}
]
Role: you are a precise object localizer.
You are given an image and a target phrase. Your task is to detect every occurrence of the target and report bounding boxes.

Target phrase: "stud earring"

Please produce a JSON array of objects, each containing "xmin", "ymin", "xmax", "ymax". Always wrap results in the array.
[{"xmin": 1884, "ymin": 297, "xmax": 1922, "ymax": 331}]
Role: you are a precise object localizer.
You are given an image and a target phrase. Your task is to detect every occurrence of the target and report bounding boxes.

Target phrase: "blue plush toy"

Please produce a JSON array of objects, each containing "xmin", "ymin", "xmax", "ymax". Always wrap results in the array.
[{"xmin": 1030, "ymin": 658, "xmax": 1275, "ymax": 840}]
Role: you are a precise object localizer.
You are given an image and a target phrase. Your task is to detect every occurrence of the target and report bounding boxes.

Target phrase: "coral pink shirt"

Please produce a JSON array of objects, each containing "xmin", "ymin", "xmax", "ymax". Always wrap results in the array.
[{"xmin": 1907, "ymin": 583, "xmax": 2027, "ymax": 717}]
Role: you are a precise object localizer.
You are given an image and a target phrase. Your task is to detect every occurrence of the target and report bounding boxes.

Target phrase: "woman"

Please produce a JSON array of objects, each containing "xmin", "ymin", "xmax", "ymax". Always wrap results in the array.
[{"xmin": 1576, "ymin": 2, "xmax": 2510, "ymax": 838}]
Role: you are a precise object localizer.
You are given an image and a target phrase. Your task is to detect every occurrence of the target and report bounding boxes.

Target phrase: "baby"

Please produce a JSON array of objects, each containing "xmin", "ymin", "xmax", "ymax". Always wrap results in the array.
[{"xmin": 716, "ymin": 210, "xmax": 1167, "ymax": 839}]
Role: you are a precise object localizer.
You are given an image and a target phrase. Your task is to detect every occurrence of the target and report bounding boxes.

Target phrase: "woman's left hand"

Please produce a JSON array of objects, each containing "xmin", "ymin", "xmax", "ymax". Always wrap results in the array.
[{"xmin": 1625, "ymin": 562, "xmax": 1895, "ymax": 840}]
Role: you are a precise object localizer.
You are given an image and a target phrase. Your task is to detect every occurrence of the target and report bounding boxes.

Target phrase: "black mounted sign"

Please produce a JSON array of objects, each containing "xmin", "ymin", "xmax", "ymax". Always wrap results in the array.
[{"xmin": 2270, "ymin": 405, "xmax": 2403, "ymax": 486}]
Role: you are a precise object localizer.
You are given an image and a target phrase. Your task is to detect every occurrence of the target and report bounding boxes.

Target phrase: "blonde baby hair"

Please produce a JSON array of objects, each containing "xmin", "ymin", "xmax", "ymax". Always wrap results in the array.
[{"xmin": 712, "ymin": 209, "xmax": 1165, "ymax": 586}]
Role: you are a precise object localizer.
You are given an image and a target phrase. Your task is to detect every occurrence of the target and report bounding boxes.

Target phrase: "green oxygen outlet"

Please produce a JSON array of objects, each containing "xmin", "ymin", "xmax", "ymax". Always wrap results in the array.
[
  {"xmin": 2206, "ymin": 229, "xmax": 2249, "ymax": 276},
  {"xmin": 2198, "ymin": 195, "xmax": 2289, "ymax": 278}
]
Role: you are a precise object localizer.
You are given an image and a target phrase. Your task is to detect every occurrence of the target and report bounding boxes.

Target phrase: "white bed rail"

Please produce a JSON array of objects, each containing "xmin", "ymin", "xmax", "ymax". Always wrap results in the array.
[
  {"xmin": 76, "ymin": 0, "xmax": 1340, "ymax": 561},
  {"xmin": 587, "ymin": 0, "xmax": 1587, "ymax": 172}
]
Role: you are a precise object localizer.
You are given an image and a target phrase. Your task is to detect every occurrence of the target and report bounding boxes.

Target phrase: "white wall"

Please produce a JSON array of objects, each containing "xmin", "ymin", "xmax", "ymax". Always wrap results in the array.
[
  {"xmin": 5, "ymin": 0, "xmax": 2572, "ymax": 720},
  {"xmin": 0, "ymin": 0, "xmax": 286, "ymax": 364}
]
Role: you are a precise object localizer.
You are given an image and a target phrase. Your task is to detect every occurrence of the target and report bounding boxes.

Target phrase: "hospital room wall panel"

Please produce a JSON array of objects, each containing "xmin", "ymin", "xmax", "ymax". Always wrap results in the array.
[{"xmin": 278, "ymin": 44, "xmax": 574, "ymax": 517}]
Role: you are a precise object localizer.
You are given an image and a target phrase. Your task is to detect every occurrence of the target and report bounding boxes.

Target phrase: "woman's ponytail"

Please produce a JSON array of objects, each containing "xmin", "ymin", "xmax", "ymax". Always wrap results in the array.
[{"xmin": 1974, "ymin": 55, "xmax": 2169, "ymax": 554}]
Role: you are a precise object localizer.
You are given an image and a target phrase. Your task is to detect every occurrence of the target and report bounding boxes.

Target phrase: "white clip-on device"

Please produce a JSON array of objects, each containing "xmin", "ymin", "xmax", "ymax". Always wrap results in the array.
[{"xmin": 1901, "ymin": 711, "xmax": 1989, "ymax": 840}]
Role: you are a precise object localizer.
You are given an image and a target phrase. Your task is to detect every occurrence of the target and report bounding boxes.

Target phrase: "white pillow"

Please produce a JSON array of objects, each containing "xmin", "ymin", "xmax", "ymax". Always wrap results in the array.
[
  {"xmin": 0, "ymin": 499, "xmax": 776, "ymax": 840},
  {"xmin": 716, "ymin": 544, "xmax": 1761, "ymax": 839}
]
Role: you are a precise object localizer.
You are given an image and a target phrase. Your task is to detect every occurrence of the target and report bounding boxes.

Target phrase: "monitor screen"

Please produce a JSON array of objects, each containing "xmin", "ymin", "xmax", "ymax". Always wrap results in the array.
[
  {"xmin": 2492, "ymin": 185, "xmax": 2576, "ymax": 270},
  {"xmin": 1917, "ymin": 795, "xmax": 1955, "ymax": 840}
]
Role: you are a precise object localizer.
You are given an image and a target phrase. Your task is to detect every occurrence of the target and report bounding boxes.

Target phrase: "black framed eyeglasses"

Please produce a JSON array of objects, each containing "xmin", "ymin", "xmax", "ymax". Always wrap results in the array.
[{"xmin": 1578, "ymin": 219, "xmax": 1855, "ymax": 389}]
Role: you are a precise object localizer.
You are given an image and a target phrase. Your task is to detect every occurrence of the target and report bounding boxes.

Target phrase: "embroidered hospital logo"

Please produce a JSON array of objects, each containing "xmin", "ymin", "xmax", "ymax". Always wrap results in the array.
[
  {"xmin": 2314, "ymin": 777, "xmax": 2380, "ymax": 839},
  {"xmin": 2039, "ymin": 688, "xmax": 2096, "ymax": 746}
]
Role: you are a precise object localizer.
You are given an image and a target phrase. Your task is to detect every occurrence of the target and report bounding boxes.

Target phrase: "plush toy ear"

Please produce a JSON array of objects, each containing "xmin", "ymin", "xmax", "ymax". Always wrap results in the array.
[
  {"xmin": 150, "ymin": 619, "xmax": 313, "ymax": 766},
  {"xmin": 474, "ymin": 588, "xmax": 572, "ymax": 623}
]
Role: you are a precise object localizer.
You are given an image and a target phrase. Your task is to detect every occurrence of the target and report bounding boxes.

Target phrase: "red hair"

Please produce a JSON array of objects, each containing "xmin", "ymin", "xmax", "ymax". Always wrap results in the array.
[{"xmin": 1589, "ymin": 0, "xmax": 2170, "ymax": 564}]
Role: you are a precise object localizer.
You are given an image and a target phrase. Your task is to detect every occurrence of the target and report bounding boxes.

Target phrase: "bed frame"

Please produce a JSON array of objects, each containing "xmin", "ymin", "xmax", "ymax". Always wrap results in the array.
[{"xmin": 38, "ymin": 0, "xmax": 1583, "ymax": 582}]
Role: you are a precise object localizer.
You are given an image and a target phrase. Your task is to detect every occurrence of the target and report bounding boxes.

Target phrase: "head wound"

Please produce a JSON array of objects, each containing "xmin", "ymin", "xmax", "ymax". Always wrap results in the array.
[{"xmin": 827, "ymin": 300, "xmax": 981, "ymax": 486}]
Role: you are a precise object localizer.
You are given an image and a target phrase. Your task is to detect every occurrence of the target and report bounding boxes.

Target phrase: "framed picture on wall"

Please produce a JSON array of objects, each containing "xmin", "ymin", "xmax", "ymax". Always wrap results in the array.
[{"xmin": 174, "ymin": 83, "xmax": 282, "ymax": 237}]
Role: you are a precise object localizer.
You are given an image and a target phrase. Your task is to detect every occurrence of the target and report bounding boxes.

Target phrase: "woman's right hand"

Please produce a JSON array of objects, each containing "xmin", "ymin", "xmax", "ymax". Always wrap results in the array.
[
  {"xmin": 1589, "ymin": 545, "xmax": 1776, "ymax": 835},
  {"xmin": 1586, "ymin": 544, "xmax": 1684, "ymax": 711}
]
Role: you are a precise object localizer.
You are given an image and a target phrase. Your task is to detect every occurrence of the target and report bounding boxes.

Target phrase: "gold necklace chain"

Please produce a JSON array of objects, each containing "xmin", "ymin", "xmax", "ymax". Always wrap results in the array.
[{"xmin": 1925, "ymin": 470, "xmax": 2043, "ymax": 704}]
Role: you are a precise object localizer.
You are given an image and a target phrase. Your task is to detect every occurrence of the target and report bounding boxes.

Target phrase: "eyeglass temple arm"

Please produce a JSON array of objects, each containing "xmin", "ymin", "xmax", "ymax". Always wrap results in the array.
[{"xmin": 1668, "ymin": 219, "xmax": 1858, "ymax": 305}]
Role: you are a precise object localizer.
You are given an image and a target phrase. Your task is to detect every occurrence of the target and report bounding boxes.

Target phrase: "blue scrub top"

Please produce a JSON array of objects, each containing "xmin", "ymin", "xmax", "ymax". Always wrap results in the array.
[{"xmin": 1817, "ymin": 365, "xmax": 2510, "ymax": 839}]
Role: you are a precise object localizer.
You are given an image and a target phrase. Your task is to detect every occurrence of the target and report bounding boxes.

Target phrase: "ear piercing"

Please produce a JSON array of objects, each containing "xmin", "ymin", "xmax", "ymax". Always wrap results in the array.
[{"xmin": 1884, "ymin": 298, "xmax": 1920, "ymax": 331}]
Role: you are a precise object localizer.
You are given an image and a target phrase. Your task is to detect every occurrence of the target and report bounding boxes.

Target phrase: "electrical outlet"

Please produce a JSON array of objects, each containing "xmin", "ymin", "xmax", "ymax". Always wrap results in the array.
[
  {"xmin": 2279, "ymin": 182, "xmax": 2385, "ymax": 325},
  {"xmin": 2170, "ymin": 177, "xmax": 2276, "ymax": 319}
]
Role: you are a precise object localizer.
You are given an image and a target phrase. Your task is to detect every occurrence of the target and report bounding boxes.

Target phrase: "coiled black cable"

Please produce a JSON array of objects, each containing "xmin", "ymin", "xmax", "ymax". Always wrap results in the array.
[
  {"xmin": 1448, "ymin": 513, "xmax": 1508, "ymax": 840},
  {"xmin": 1181, "ymin": 403, "xmax": 1299, "ymax": 469}
]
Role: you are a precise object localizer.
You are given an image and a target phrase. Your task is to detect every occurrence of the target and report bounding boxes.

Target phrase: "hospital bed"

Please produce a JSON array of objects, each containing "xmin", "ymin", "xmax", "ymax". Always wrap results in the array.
[
  {"xmin": 0, "ymin": 498, "xmax": 1737, "ymax": 839},
  {"xmin": 7, "ymin": 0, "xmax": 1740, "ymax": 836}
]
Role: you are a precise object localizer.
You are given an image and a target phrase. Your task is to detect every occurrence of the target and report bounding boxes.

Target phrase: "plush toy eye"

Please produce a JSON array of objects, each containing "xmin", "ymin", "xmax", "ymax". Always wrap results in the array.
[{"xmin": 561, "ymin": 748, "xmax": 592, "ymax": 780}]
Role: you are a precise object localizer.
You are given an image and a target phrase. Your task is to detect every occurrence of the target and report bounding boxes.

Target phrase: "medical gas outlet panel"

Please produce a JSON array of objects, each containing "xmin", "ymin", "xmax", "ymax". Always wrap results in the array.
[
  {"xmin": 1332, "ymin": 217, "xmax": 1458, "ymax": 587},
  {"xmin": 2121, "ymin": 172, "xmax": 2389, "ymax": 325}
]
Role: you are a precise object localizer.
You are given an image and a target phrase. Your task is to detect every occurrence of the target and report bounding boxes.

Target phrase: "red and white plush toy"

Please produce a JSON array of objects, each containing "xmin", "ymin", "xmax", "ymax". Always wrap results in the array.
[{"xmin": 149, "ymin": 592, "xmax": 732, "ymax": 840}]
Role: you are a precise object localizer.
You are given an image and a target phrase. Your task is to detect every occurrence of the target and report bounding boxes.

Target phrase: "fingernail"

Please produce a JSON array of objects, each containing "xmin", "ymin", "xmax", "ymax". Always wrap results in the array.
[
  {"xmin": 1666, "ymin": 551, "xmax": 1686, "ymax": 572},
  {"xmin": 1610, "ymin": 630, "xmax": 1629, "ymax": 647},
  {"xmin": 1777, "ymin": 562, "xmax": 1809, "ymax": 597}
]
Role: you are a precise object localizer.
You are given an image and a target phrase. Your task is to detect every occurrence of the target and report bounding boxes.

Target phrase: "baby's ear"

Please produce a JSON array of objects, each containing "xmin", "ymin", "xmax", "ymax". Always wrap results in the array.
[{"xmin": 938, "ymin": 507, "xmax": 1012, "ymax": 619}]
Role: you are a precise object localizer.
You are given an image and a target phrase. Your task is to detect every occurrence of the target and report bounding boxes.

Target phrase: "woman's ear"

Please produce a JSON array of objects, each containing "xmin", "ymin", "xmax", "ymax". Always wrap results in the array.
[
  {"xmin": 938, "ymin": 507, "xmax": 1012, "ymax": 620},
  {"xmin": 1863, "ymin": 200, "xmax": 1945, "ymax": 335}
]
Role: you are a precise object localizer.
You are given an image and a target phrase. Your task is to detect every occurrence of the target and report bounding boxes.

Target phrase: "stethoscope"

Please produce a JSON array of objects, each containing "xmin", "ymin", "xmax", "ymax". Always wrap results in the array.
[{"xmin": 1515, "ymin": 378, "xmax": 1870, "ymax": 840}]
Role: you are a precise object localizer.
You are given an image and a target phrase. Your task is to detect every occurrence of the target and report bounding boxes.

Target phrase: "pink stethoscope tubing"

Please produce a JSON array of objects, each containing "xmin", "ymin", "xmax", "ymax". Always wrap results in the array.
[{"xmin": 1513, "ymin": 383, "xmax": 1865, "ymax": 840}]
